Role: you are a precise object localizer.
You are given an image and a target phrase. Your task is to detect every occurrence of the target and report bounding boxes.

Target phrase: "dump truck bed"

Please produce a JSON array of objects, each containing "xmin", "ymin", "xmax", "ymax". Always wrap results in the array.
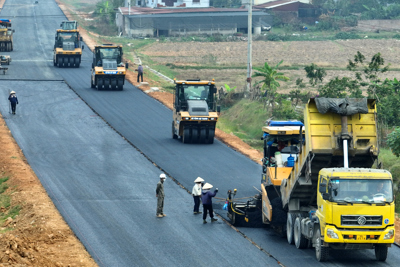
[{"xmin": 280, "ymin": 98, "xmax": 378, "ymax": 209}]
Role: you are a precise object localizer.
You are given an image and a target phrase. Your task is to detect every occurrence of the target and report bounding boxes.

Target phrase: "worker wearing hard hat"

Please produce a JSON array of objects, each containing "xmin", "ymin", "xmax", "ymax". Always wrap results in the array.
[
  {"xmin": 156, "ymin": 173, "xmax": 167, "ymax": 218},
  {"xmin": 201, "ymin": 183, "xmax": 218, "ymax": 224},
  {"xmin": 192, "ymin": 177, "xmax": 204, "ymax": 214},
  {"xmin": 8, "ymin": 91, "xmax": 18, "ymax": 115}
]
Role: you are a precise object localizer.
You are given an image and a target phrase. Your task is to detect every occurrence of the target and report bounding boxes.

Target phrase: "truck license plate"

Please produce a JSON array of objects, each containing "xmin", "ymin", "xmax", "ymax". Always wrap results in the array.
[{"xmin": 356, "ymin": 235, "xmax": 366, "ymax": 241}]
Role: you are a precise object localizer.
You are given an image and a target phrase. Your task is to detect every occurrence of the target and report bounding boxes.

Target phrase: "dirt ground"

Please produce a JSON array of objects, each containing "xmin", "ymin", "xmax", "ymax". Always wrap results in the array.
[{"xmin": 0, "ymin": 1, "xmax": 399, "ymax": 265}]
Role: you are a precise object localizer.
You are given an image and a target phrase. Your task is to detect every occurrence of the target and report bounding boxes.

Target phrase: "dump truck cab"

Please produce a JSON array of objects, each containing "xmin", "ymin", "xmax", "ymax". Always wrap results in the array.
[
  {"xmin": 53, "ymin": 21, "xmax": 84, "ymax": 67},
  {"xmin": 91, "ymin": 44, "xmax": 128, "ymax": 90},
  {"xmin": 172, "ymin": 79, "xmax": 220, "ymax": 144},
  {"xmin": 0, "ymin": 19, "xmax": 14, "ymax": 52}
]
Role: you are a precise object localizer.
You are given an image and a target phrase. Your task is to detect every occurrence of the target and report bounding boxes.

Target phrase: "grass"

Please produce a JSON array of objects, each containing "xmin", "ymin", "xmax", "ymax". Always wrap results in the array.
[
  {"xmin": 0, "ymin": 175, "xmax": 20, "ymax": 231},
  {"xmin": 217, "ymin": 98, "xmax": 267, "ymax": 151}
]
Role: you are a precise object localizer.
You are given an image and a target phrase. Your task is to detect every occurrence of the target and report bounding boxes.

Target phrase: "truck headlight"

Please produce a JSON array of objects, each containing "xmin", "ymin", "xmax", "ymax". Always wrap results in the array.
[
  {"xmin": 327, "ymin": 229, "xmax": 339, "ymax": 239},
  {"xmin": 384, "ymin": 230, "xmax": 394, "ymax": 240},
  {"xmin": 183, "ymin": 117, "xmax": 189, "ymax": 120}
]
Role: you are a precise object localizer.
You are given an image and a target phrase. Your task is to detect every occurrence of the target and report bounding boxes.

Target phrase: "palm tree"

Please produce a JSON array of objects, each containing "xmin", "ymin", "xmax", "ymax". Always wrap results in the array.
[{"xmin": 252, "ymin": 60, "xmax": 289, "ymax": 110}]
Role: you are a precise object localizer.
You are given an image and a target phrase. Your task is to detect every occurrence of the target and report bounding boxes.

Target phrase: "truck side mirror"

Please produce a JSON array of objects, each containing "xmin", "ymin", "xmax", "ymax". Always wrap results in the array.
[
  {"xmin": 125, "ymin": 62, "xmax": 129, "ymax": 69},
  {"xmin": 217, "ymin": 105, "xmax": 221, "ymax": 113},
  {"xmin": 82, "ymin": 45, "xmax": 84, "ymax": 50},
  {"xmin": 92, "ymin": 63, "xmax": 94, "ymax": 69},
  {"xmin": 80, "ymin": 37, "xmax": 83, "ymax": 41},
  {"xmin": 322, "ymin": 193, "xmax": 331, "ymax": 201}
]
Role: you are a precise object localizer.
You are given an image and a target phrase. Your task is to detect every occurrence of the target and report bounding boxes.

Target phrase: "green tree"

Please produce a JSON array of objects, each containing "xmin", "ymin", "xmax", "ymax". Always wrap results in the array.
[
  {"xmin": 347, "ymin": 51, "xmax": 390, "ymax": 99},
  {"xmin": 387, "ymin": 127, "xmax": 400, "ymax": 157},
  {"xmin": 304, "ymin": 63, "xmax": 326, "ymax": 86},
  {"xmin": 252, "ymin": 60, "xmax": 289, "ymax": 110}
]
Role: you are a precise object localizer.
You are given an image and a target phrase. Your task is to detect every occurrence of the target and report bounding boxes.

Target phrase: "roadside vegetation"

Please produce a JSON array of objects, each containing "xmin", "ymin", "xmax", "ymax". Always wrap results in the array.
[{"xmin": 0, "ymin": 175, "xmax": 20, "ymax": 232}]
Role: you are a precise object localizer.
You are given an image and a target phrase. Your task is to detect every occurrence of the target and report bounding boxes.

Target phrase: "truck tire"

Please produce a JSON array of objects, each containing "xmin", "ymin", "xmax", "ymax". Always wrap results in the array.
[
  {"xmin": 315, "ymin": 228, "xmax": 329, "ymax": 262},
  {"xmin": 375, "ymin": 245, "xmax": 388, "ymax": 261},
  {"xmin": 286, "ymin": 212, "xmax": 295, "ymax": 244},
  {"xmin": 294, "ymin": 216, "xmax": 308, "ymax": 249}
]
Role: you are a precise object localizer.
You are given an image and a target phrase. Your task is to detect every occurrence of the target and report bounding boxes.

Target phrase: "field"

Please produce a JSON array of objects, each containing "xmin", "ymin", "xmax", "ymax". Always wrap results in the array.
[{"xmin": 140, "ymin": 38, "xmax": 400, "ymax": 93}]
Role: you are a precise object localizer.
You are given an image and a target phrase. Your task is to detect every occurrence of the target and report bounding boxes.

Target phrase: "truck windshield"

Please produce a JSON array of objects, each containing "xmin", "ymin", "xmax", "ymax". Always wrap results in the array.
[
  {"xmin": 328, "ymin": 179, "xmax": 393, "ymax": 203},
  {"xmin": 183, "ymin": 85, "xmax": 209, "ymax": 100}
]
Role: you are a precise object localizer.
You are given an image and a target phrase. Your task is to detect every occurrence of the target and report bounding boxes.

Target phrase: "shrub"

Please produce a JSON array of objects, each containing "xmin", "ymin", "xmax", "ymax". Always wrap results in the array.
[
  {"xmin": 335, "ymin": 32, "xmax": 360, "ymax": 40},
  {"xmin": 390, "ymin": 164, "xmax": 400, "ymax": 184}
]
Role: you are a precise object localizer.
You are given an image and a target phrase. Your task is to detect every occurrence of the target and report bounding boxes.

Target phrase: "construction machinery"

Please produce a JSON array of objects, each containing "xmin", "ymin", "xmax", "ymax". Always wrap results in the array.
[
  {"xmin": 172, "ymin": 79, "xmax": 220, "ymax": 144},
  {"xmin": 91, "ymin": 44, "xmax": 128, "ymax": 90},
  {"xmin": 0, "ymin": 19, "xmax": 14, "ymax": 52},
  {"xmin": 53, "ymin": 21, "xmax": 84, "ymax": 67},
  {"xmin": 227, "ymin": 98, "xmax": 395, "ymax": 262},
  {"xmin": 0, "ymin": 55, "xmax": 11, "ymax": 65}
]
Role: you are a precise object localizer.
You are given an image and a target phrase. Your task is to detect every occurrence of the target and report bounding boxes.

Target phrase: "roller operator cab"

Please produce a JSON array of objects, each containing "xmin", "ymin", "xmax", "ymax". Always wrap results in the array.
[
  {"xmin": 0, "ymin": 19, "xmax": 14, "ymax": 52},
  {"xmin": 91, "ymin": 44, "xmax": 128, "ymax": 91},
  {"xmin": 53, "ymin": 21, "xmax": 84, "ymax": 68},
  {"xmin": 172, "ymin": 79, "xmax": 220, "ymax": 144}
]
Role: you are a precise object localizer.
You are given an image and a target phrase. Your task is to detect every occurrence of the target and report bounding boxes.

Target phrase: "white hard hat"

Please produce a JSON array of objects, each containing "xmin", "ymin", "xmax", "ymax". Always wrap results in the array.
[
  {"xmin": 194, "ymin": 177, "xmax": 204, "ymax": 183},
  {"xmin": 10, "ymin": 91, "xmax": 15, "ymax": 94},
  {"xmin": 202, "ymin": 183, "xmax": 213, "ymax": 190},
  {"xmin": 160, "ymin": 173, "xmax": 166, "ymax": 179}
]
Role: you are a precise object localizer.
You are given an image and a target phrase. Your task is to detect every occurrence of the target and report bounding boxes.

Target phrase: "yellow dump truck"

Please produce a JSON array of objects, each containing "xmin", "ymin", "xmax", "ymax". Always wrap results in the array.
[
  {"xmin": 53, "ymin": 21, "xmax": 84, "ymax": 67},
  {"xmin": 172, "ymin": 79, "xmax": 220, "ymax": 144},
  {"xmin": 0, "ymin": 19, "xmax": 14, "ymax": 52},
  {"xmin": 91, "ymin": 44, "xmax": 128, "ymax": 90},
  {"xmin": 227, "ymin": 98, "xmax": 395, "ymax": 262}
]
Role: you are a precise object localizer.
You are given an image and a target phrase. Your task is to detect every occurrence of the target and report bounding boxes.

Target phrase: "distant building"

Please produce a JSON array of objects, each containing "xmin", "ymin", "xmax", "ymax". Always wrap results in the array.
[
  {"xmin": 116, "ymin": 7, "xmax": 272, "ymax": 37},
  {"xmin": 254, "ymin": 0, "xmax": 318, "ymax": 24},
  {"xmin": 133, "ymin": 0, "xmax": 210, "ymax": 8}
]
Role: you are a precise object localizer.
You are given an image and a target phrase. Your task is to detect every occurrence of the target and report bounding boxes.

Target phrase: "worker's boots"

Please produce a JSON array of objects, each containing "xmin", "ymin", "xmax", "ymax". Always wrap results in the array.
[
  {"xmin": 211, "ymin": 218, "xmax": 218, "ymax": 222},
  {"xmin": 203, "ymin": 219, "xmax": 207, "ymax": 224}
]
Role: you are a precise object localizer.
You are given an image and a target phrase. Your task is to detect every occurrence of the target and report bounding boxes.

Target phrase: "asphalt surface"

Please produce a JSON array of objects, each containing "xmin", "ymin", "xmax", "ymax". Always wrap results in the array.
[{"xmin": 1, "ymin": 0, "xmax": 400, "ymax": 266}]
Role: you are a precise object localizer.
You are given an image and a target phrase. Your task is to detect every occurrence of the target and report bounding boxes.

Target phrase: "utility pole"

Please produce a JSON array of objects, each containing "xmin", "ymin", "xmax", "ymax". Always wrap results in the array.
[{"xmin": 246, "ymin": 0, "xmax": 252, "ymax": 97}]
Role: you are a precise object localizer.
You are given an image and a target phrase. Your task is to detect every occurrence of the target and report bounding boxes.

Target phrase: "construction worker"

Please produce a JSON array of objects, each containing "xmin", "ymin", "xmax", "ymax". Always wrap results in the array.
[
  {"xmin": 201, "ymin": 183, "xmax": 218, "ymax": 224},
  {"xmin": 137, "ymin": 64, "xmax": 143, "ymax": 83},
  {"xmin": 8, "ymin": 91, "xmax": 18, "ymax": 115},
  {"xmin": 192, "ymin": 177, "xmax": 204, "ymax": 214},
  {"xmin": 156, "ymin": 173, "xmax": 166, "ymax": 218}
]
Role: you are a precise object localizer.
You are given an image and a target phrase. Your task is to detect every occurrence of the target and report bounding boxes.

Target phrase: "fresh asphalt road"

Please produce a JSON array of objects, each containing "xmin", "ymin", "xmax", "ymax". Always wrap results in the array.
[{"xmin": 1, "ymin": 0, "xmax": 400, "ymax": 266}]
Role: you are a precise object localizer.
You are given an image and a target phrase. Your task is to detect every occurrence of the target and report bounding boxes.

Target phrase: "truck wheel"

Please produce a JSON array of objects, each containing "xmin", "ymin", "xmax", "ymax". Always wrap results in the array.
[
  {"xmin": 375, "ymin": 245, "xmax": 388, "ymax": 261},
  {"xmin": 172, "ymin": 122, "xmax": 178, "ymax": 139},
  {"xmin": 286, "ymin": 212, "xmax": 295, "ymax": 244},
  {"xmin": 315, "ymin": 228, "xmax": 329, "ymax": 262},
  {"xmin": 294, "ymin": 216, "xmax": 308, "ymax": 249}
]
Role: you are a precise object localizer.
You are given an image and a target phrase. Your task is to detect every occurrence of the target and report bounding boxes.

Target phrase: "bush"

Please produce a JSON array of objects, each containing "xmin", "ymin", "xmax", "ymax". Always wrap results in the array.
[
  {"xmin": 335, "ymin": 32, "xmax": 361, "ymax": 40},
  {"xmin": 393, "ymin": 34, "xmax": 400, "ymax": 39},
  {"xmin": 390, "ymin": 164, "xmax": 400, "ymax": 184}
]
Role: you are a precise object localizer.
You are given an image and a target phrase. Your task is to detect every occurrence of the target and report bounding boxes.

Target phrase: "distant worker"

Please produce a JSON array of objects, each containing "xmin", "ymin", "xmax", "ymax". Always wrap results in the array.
[
  {"xmin": 192, "ymin": 177, "xmax": 204, "ymax": 214},
  {"xmin": 8, "ymin": 91, "xmax": 18, "ymax": 115},
  {"xmin": 156, "ymin": 173, "xmax": 167, "ymax": 218},
  {"xmin": 201, "ymin": 183, "xmax": 218, "ymax": 224},
  {"xmin": 137, "ymin": 64, "xmax": 143, "ymax": 83}
]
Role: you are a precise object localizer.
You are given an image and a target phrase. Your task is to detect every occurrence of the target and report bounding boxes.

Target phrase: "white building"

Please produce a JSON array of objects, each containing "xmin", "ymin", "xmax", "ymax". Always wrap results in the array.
[{"xmin": 134, "ymin": 0, "xmax": 210, "ymax": 8}]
